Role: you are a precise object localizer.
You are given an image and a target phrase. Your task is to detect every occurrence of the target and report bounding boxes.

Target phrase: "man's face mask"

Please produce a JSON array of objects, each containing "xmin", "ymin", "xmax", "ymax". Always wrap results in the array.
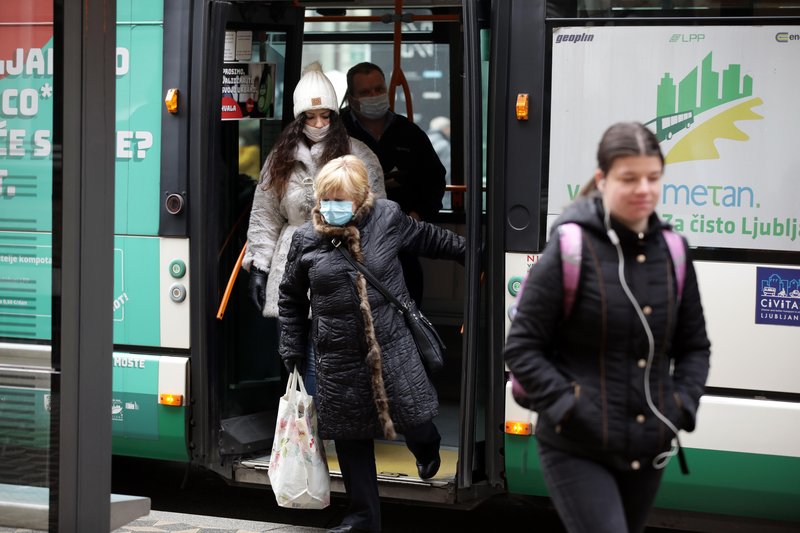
[
  {"xmin": 355, "ymin": 94, "xmax": 389, "ymax": 120},
  {"xmin": 320, "ymin": 200, "xmax": 354, "ymax": 226}
]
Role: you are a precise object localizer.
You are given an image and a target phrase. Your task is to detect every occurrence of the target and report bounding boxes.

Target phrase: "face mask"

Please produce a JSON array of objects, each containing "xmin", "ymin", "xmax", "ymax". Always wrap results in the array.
[
  {"xmin": 355, "ymin": 94, "xmax": 389, "ymax": 120},
  {"xmin": 320, "ymin": 200, "xmax": 354, "ymax": 226},
  {"xmin": 303, "ymin": 123, "xmax": 330, "ymax": 143}
]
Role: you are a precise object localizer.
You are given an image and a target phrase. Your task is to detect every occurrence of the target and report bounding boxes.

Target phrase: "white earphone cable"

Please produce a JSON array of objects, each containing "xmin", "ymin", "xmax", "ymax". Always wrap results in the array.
[{"xmin": 604, "ymin": 206, "xmax": 680, "ymax": 470}]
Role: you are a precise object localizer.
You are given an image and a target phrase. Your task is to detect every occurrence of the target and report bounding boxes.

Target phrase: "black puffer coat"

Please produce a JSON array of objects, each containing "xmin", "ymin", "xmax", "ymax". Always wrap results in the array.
[
  {"xmin": 504, "ymin": 195, "xmax": 710, "ymax": 471},
  {"xmin": 279, "ymin": 196, "xmax": 465, "ymax": 440}
]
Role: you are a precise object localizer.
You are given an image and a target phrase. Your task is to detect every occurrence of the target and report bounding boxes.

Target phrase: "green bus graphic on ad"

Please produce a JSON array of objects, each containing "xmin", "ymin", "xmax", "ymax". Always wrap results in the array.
[{"xmin": 645, "ymin": 52, "xmax": 764, "ymax": 163}]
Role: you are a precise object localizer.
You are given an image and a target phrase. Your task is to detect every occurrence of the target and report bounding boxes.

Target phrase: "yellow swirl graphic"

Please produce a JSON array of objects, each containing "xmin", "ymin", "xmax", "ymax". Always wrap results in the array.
[{"xmin": 665, "ymin": 97, "xmax": 764, "ymax": 164}]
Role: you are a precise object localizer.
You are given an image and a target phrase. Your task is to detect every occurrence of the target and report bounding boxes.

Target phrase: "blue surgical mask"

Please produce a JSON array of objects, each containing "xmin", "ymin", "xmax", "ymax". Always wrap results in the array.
[
  {"xmin": 320, "ymin": 200, "xmax": 354, "ymax": 226},
  {"xmin": 356, "ymin": 94, "xmax": 389, "ymax": 120}
]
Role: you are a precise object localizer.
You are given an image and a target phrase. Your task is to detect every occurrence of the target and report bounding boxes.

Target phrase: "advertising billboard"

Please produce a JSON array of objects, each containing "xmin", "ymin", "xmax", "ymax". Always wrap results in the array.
[{"xmin": 548, "ymin": 25, "xmax": 800, "ymax": 253}]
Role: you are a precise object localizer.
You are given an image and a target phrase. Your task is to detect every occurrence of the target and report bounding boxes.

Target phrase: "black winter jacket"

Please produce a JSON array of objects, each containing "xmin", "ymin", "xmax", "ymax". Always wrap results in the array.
[
  {"xmin": 341, "ymin": 109, "xmax": 446, "ymax": 220},
  {"xmin": 279, "ymin": 196, "xmax": 465, "ymax": 440},
  {"xmin": 504, "ymin": 196, "xmax": 710, "ymax": 471}
]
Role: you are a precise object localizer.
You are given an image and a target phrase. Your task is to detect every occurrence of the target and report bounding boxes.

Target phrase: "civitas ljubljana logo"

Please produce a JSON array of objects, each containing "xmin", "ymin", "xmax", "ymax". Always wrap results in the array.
[
  {"xmin": 775, "ymin": 32, "xmax": 800, "ymax": 43},
  {"xmin": 755, "ymin": 267, "xmax": 800, "ymax": 327},
  {"xmin": 554, "ymin": 33, "xmax": 594, "ymax": 44}
]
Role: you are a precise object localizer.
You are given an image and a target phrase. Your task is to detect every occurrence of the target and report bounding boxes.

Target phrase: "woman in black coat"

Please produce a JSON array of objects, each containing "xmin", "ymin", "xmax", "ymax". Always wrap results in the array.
[
  {"xmin": 279, "ymin": 155, "xmax": 465, "ymax": 533},
  {"xmin": 504, "ymin": 122, "xmax": 711, "ymax": 533}
]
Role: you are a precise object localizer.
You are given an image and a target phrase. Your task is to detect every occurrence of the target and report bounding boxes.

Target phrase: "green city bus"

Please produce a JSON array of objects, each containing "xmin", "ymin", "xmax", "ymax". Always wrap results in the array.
[{"xmin": 1, "ymin": 1, "xmax": 798, "ymax": 529}]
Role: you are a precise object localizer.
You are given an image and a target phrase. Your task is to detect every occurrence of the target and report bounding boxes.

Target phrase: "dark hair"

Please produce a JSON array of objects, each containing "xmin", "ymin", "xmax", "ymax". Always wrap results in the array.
[
  {"xmin": 597, "ymin": 121, "xmax": 663, "ymax": 173},
  {"xmin": 262, "ymin": 111, "xmax": 351, "ymax": 198},
  {"xmin": 342, "ymin": 62, "xmax": 386, "ymax": 106},
  {"xmin": 580, "ymin": 122, "xmax": 664, "ymax": 196}
]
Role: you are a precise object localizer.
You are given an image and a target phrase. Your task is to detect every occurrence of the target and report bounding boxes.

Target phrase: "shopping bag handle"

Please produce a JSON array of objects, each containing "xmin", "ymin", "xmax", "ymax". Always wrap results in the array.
[
  {"xmin": 284, "ymin": 367, "xmax": 309, "ymax": 407},
  {"xmin": 292, "ymin": 367, "xmax": 307, "ymax": 395}
]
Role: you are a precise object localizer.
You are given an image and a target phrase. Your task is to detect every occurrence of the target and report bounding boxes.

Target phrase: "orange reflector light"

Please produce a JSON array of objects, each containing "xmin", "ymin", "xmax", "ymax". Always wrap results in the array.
[
  {"xmin": 165, "ymin": 88, "xmax": 179, "ymax": 114},
  {"xmin": 515, "ymin": 93, "xmax": 529, "ymax": 121},
  {"xmin": 159, "ymin": 393, "xmax": 183, "ymax": 406},
  {"xmin": 505, "ymin": 421, "xmax": 532, "ymax": 435}
]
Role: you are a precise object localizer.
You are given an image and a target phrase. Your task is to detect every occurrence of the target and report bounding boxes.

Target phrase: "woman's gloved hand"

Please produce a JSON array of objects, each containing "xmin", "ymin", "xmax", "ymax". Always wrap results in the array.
[
  {"xmin": 283, "ymin": 356, "xmax": 303, "ymax": 374},
  {"xmin": 248, "ymin": 267, "xmax": 268, "ymax": 311}
]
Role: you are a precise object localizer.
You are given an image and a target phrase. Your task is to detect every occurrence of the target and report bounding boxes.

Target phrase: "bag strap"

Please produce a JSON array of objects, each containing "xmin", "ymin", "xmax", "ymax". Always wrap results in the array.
[
  {"xmin": 558, "ymin": 223, "xmax": 583, "ymax": 318},
  {"xmin": 661, "ymin": 229, "xmax": 686, "ymax": 302},
  {"xmin": 331, "ymin": 238, "xmax": 407, "ymax": 314},
  {"xmin": 558, "ymin": 224, "xmax": 687, "ymax": 315}
]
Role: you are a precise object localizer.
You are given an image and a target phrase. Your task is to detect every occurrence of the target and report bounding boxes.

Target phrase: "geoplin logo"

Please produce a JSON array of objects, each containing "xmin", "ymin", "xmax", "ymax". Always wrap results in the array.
[
  {"xmin": 775, "ymin": 32, "xmax": 800, "ymax": 43},
  {"xmin": 554, "ymin": 33, "xmax": 594, "ymax": 44}
]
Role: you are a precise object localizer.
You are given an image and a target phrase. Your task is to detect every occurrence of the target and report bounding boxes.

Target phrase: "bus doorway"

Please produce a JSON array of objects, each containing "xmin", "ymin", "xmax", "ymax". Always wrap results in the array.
[
  {"xmin": 192, "ymin": 1, "xmax": 495, "ymax": 507},
  {"xmin": 189, "ymin": 0, "xmax": 305, "ymax": 480}
]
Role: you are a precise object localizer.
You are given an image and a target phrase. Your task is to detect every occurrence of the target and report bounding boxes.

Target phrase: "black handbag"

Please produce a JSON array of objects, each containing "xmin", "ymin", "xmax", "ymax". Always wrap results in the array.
[{"xmin": 332, "ymin": 239, "xmax": 445, "ymax": 374}]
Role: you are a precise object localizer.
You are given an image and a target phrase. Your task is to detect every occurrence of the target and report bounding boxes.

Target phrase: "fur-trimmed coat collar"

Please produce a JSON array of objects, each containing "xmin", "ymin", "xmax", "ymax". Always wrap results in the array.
[{"xmin": 311, "ymin": 192, "xmax": 396, "ymax": 440}]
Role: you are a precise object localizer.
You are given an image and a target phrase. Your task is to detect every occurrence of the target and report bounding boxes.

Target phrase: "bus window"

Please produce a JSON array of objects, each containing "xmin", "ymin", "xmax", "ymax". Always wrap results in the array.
[{"xmin": 301, "ymin": 8, "xmax": 457, "ymax": 211}]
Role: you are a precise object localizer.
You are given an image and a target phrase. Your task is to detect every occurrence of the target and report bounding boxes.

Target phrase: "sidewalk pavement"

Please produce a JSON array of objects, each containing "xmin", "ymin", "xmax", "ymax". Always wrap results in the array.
[
  {"xmin": 113, "ymin": 510, "xmax": 327, "ymax": 533},
  {"xmin": 0, "ymin": 510, "xmax": 327, "ymax": 533}
]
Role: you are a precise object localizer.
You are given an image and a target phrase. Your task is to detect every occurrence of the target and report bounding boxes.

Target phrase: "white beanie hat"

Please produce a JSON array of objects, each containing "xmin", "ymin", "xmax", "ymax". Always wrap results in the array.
[{"xmin": 293, "ymin": 61, "xmax": 338, "ymax": 118}]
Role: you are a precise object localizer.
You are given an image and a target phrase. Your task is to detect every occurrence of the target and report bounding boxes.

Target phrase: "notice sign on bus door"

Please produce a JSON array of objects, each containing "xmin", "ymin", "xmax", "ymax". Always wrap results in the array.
[{"xmin": 221, "ymin": 62, "xmax": 276, "ymax": 120}]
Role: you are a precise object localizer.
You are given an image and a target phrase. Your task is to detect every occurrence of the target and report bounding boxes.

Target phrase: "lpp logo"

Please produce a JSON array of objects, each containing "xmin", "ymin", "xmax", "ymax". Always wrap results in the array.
[{"xmin": 669, "ymin": 33, "xmax": 705, "ymax": 43}]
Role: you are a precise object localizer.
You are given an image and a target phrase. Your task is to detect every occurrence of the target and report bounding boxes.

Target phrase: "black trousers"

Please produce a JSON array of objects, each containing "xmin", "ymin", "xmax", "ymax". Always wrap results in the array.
[
  {"xmin": 334, "ymin": 420, "xmax": 440, "ymax": 532},
  {"xmin": 537, "ymin": 442, "xmax": 665, "ymax": 533}
]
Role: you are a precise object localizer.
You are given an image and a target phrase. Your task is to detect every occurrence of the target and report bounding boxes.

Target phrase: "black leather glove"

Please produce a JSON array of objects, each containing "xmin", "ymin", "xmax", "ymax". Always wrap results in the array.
[
  {"xmin": 283, "ymin": 357, "xmax": 302, "ymax": 374},
  {"xmin": 248, "ymin": 267, "xmax": 268, "ymax": 311}
]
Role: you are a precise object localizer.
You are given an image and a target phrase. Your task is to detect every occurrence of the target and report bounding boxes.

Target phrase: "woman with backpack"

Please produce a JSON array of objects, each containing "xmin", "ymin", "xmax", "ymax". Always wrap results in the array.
[{"xmin": 504, "ymin": 122, "xmax": 711, "ymax": 533}]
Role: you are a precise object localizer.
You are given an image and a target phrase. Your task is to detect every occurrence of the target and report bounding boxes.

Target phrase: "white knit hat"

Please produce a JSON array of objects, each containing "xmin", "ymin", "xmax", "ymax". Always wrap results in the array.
[{"xmin": 293, "ymin": 62, "xmax": 338, "ymax": 118}]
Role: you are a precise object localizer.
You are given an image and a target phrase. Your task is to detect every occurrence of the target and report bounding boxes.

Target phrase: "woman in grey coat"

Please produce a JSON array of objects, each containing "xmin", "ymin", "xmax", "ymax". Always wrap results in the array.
[
  {"xmin": 279, "ymin": 156, "xmax": 464, "ymax": 533},
  {"xmin": 243, "ymin": 62, "xmax": 385, "ymax": 318}
]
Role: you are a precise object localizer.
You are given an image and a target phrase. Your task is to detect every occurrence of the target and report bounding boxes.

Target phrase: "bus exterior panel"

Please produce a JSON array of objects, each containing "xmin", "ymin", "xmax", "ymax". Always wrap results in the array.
[
  {"xmin": 0, "ymin": 346, "xmax": 189, "ymax": 463},
  {"xmin": 505, "ymin": 385, "xmax": 800, "ymax": 523},
  {"xmin": 112, "ymin": 353, "xmax": 190, "ymax": 462},
  {"xmin": 500, "ymin": 10, "xmax": 800, "ymax": 526},
  {"xmin": 696, "ymin": 261, "xmax": 799, "ymax": 394},
  {"xmin": 115, "ymin": 3, "xmax": 164, "ymax": 236},
  {"xmin": 503, "ymin": 252, "xmax": 800, "ymax": 524}
]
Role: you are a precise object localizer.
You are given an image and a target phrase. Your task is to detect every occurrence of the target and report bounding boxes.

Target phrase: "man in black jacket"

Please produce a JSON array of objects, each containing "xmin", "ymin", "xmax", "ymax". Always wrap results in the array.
[{"xmin": 340, "ymin": 62, "xmax": 446, "ymax": 308}]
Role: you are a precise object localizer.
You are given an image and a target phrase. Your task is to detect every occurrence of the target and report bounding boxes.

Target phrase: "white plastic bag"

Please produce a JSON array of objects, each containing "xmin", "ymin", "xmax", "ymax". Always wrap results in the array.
[{"xmin": 268, "ymin": 368, "xmax": 330, "ymax": 509}]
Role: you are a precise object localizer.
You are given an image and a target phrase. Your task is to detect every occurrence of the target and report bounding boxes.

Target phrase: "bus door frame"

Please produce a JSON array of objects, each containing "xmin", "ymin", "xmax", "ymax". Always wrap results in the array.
[
  {"xmin": 484, "ymin": 0, "xmax": 549, "ymax": 491},
  {"xmin": 188, "ymin": 0, "xmax": 304, "ymax": 473}
]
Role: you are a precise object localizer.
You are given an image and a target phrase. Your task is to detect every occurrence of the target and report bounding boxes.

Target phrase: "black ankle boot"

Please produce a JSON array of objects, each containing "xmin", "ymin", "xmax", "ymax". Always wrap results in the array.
[{"xmin": 416, "ymin": 452, "xmax": 441, "ymax": 480}]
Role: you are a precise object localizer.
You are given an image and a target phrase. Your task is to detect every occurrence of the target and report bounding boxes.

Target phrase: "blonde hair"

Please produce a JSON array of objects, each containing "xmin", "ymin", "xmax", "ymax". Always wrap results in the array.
[{"xmin": 315, "ymin": 155, "xmax": 370, "ymax": 206}]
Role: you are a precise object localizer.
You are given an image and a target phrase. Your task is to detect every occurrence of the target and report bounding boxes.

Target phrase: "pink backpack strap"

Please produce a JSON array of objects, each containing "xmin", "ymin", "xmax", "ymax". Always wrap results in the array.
[
  {"xmin": 558, "ymin": 223, "xmax": 583, "ymax": 318},
  {"xmin": 509, "ymin": 223, "xmax": 581, "ymax": 407},
  {"xmin": 661, "ymin": 229, "xmax": 686, "ymax": 301}
]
